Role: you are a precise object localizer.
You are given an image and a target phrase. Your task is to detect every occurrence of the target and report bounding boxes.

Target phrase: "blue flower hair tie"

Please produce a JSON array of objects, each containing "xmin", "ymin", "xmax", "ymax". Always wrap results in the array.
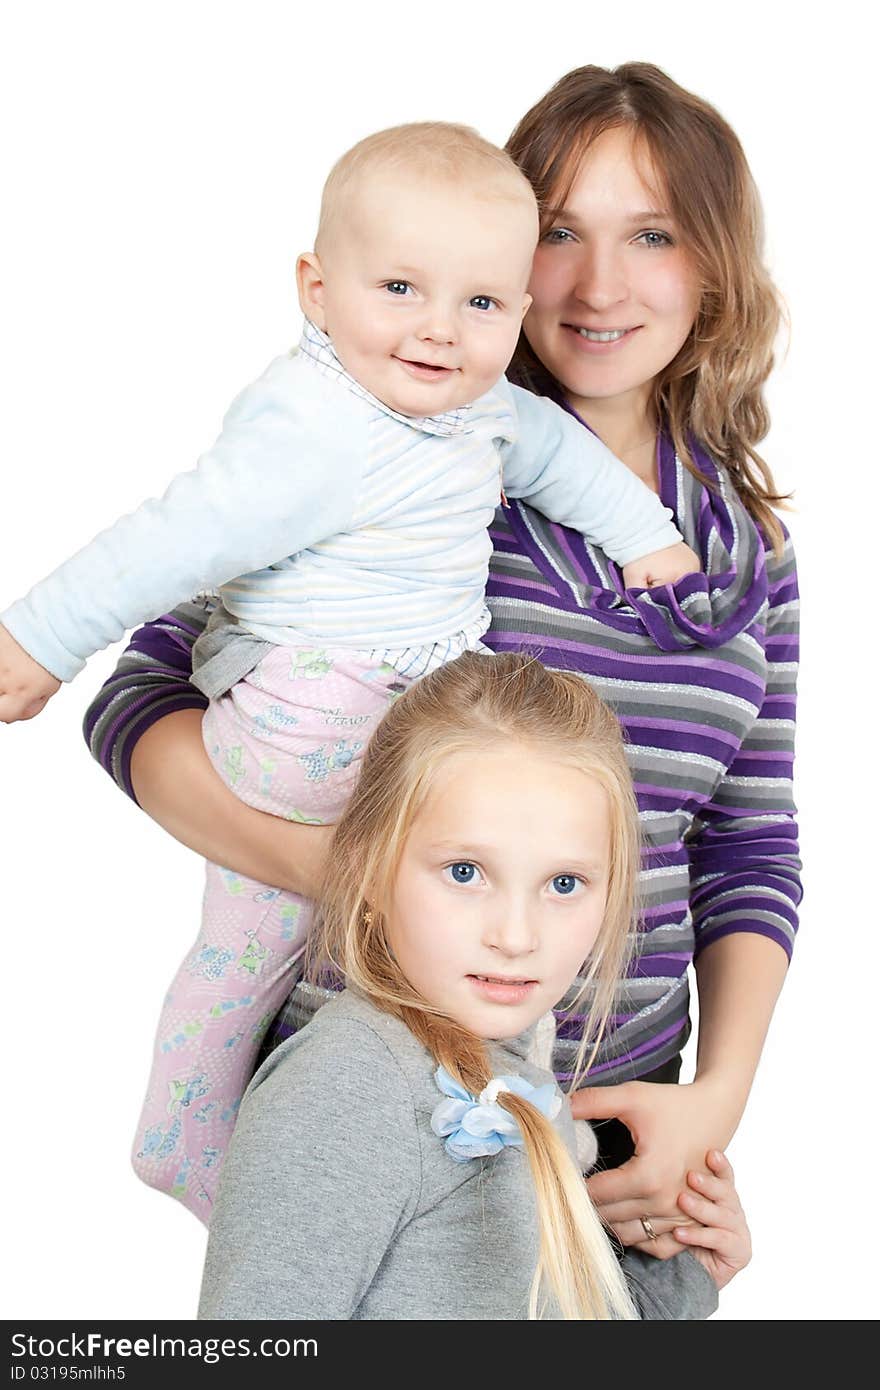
[{"xmin": 430, "ymin": 1065, "xmax": 562, "ymax": 1163}]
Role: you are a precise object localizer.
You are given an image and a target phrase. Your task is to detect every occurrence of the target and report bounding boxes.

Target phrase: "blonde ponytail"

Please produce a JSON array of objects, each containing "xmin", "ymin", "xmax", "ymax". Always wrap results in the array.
[
  {"xmin": 506, "ymin": 1094, "xmax": 635, "ymax": 1320},
  {"xmin": 401, "ymin": 1005, "xmax": 635, "ymax": 1319}
]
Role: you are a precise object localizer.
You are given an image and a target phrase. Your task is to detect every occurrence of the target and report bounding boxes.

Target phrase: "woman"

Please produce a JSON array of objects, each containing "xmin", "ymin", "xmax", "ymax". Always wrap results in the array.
[{"xmin": 84, "ymin": 62, "xmax": 799, "ymax": 1257}]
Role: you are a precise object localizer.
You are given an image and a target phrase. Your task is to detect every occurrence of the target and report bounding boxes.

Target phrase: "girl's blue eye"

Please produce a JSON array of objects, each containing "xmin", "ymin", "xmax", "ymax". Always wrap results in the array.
[
  {"xmin": 469, "ymin": 295, "xmax": 495, "ymax": 311},
  {"xmin": 544, "ymin": 227, "xmax": 576, "ymax": 243},
  {"xmin": 446, "ymin": 862, "xmax": 479, "ymax": 885},
  {"xmin": 385, "ymin": 281, "xmax": 411, "ymax": 295},
  {"xmin": 550, "ymin": 873, "xmax": 581, "ymax": 896}
]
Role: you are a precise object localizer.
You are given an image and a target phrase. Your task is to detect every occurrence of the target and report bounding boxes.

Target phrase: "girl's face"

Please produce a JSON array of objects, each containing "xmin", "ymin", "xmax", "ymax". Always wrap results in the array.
[
  {"xmin": 523, "ymin": 126, "xmax": 701, "ymax": 418},
  {"xmin": 384, "ymin": 743, "xmax": 611, "ymax": 1040}
]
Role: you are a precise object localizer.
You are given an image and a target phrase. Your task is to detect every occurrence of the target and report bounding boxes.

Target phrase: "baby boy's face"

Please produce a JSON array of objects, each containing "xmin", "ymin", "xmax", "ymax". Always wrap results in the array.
[{"xmin": 302, "ymin": 173, "xmax": 539, "ymax": 417}]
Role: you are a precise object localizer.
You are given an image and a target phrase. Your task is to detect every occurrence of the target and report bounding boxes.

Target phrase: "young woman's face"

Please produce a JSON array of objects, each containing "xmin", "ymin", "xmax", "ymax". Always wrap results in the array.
[
  {"xmin": 523, "ymin": 126, "xmax": 701, "ymax": 416},
  {"xmin": 383, "ymin": 743, "xmax": 611, "ymax": 1040}
]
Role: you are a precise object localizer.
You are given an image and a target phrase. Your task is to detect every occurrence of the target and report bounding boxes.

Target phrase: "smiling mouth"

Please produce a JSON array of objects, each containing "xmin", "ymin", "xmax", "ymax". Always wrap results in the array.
[
  {"xmin": 567, "ymin": 326, "xmax": 635, "ymax": 343},
  {"xmin": 394, "ymin": 356, "xmax": 456, "ymax": 374}
]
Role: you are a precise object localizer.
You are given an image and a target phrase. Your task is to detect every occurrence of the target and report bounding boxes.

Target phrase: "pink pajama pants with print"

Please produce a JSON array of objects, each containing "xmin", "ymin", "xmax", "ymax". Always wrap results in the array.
[{"xmin": 131, "ymin": 646, "xmax": 409, "ymax": 1221}]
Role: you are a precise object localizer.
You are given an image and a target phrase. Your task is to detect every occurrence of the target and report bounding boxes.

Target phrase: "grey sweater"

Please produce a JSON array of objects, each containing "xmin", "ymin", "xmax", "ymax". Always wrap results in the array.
[{"xmin": 198, "ymin": 991, "xmax": 718, "ymax": 1321}]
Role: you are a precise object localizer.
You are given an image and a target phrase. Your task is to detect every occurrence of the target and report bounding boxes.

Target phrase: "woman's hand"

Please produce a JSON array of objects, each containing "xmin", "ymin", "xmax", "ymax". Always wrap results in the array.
[
  {"xmin": 572, "ymin": 1076, "xmax": 740, "ymax": 1257},
  {"xmin": 672, "ymin": 1150, "xmax": 751, "ymax": 1290}
]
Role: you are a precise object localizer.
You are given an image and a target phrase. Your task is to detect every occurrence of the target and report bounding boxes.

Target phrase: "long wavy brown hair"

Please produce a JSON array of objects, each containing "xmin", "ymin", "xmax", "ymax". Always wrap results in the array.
[{"xmin": 507, "ymin": 62, "xmax": 788, "ymax": 552}]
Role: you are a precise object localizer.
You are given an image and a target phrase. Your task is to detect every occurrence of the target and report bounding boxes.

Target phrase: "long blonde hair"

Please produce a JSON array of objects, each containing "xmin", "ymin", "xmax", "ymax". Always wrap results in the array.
[
  {"xmin": 312, "ymin": 652, "xmax": 640, "ymax": 1319},
  {"xmin": 506, "ymin": 62, "xmax": 788, "ymax": 553}
]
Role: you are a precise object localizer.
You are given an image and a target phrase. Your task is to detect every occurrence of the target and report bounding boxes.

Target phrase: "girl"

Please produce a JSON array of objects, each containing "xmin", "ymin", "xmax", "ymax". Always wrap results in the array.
[
  {"xmin": 81, "ymin": 63, "xmax": 800, "ymax": 1255},
  {"xmin": 198, "ymin": 652, "xmax": 749, "ymax": 1320}
]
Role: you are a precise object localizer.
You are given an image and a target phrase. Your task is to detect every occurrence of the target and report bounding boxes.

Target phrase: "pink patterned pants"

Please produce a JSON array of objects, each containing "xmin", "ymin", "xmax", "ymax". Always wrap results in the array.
[{"xmin": 131, "ymin": 646, "xmax": 409, "ymax": 1221}]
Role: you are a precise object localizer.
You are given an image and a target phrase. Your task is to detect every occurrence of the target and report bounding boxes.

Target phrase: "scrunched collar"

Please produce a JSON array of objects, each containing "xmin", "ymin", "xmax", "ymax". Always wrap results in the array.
[
  {"xmin": 532, "ymin": 394, "xmax": 770, "ymax": 653},
  {"xmin": 627, "ymin": 428, "xmax": 768, "ymax": 651}
]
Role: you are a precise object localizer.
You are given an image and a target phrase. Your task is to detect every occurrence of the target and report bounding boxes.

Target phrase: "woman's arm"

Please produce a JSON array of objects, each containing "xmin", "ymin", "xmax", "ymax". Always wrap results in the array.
[
  {"xmin": 131, "ymin": 708, "xmax": 331, "ymax": 896},
  {"xmin": 685, "ymin": 526, "xmax": 800, "ymax": 1113},
  {"xmin": 83, "ymin": 605, "xmax": 331, "ymax": 897},
  {"xmin": 691, "ymin": 932, "xmax": 788, "ymax": 1129},
  {"xmin": 577, "ymin": 531, "xmax": 801, "ymax": 1252},
  {"xmin": 577, "ymin": 936, "xmax": 788, "ymax": 1257}
]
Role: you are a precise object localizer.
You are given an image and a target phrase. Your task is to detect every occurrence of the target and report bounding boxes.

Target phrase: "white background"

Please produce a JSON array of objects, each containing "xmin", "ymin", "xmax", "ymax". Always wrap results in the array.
[{"xmin": 1, "ymin": 0, "xmax": 875, "ymax": 1321}]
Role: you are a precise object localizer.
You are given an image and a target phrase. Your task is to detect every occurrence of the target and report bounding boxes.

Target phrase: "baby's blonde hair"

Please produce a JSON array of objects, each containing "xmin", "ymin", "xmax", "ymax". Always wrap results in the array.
[
  {"xmin": 316, "ymin": 121, "xmax": 537, "ymax": 254},
  {"xmin": 312, "ymin": 652, "xmax": 640, "ymax": 1319}
]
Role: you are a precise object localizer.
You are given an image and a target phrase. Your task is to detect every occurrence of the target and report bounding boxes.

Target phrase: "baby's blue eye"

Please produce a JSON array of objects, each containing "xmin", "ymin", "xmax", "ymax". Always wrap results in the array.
[
  {"xmin": 385, "ymin": 281, "xmax": 411, "ymax": 295},
  {"xmin": 446, "ymin": 862, "xmax": 478, "ymax": 885},
  {"xmin": 550, "ymin": 874, "xmax": 580, "ymax": 896},
  {"xmin": 469, "ymin": 295, "xmax": 495, "ymax": 312}
]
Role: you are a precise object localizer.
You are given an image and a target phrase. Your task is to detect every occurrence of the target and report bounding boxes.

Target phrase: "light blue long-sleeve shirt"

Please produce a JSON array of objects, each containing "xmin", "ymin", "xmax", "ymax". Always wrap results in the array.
[{"xmin": 1, "ymin": 322, "xmax": 681, "ymax": 682}]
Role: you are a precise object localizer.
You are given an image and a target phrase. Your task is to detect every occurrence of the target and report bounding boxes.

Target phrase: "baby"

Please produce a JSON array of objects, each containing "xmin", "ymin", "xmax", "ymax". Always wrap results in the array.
[{"xmin": 0, "ymin": 122, "xmax": 698, "ymax": 1217}]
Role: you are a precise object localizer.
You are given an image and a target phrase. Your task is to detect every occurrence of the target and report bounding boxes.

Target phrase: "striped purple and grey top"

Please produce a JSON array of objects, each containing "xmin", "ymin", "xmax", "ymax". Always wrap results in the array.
[{"xmin": 83, "ymin": 426, "xmax": 800, "ymax": 1086}]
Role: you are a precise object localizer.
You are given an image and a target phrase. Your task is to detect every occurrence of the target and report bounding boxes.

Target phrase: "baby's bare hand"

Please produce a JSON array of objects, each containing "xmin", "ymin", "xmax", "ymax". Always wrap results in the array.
[
  {"xmin": 622, "ymin": 542, "xmax": 701, "ymax": 590},
  {"xmin": 0, "ymin": 624, "xmax": 61, "ymax": 723}
]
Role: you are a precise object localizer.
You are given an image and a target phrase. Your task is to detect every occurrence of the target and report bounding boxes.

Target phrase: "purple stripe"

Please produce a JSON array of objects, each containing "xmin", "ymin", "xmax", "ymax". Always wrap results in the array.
[
  {"xmin": 559, "ymin": 1019, "xmax": 688, "ymax": 1080},
  {"xmin": 694, "ymin": 922, "xmax": 793, "ymax": 960},
  {"xmin": 629, "ymin": 953, "xmax": 690, "ymax": 977},
  {"xmin": 593, "ymin": 1019, "xmax": 687, "ymax": 1071},
  {"xmin": 154, "ymin": 610, "xmax": 203, "ymax": 638},
  {"xmin": 500, "ymin": 509, "xmax": 590, "ymax": 613},
  {"xmin": 489, "ymin": 575, "xmax": 560, "ymax": 597},
  {"xmin": 111, "ymin": 692, "xmax": 206, "ymax": 798},
  {"xmin": 492, "ymin": 624, "xmax": 766, "ymax": 685},
  {"xmin": 553, "ymin": 523, "xmax": 591, "ymax": 581},
  {"xmin": 643, "ymin": 840, "xmax": 690, "ymax": 855},
  {"xmin": 487, "ymin": 629, "xmax": 767, "ymax": 701},
  {"xmin": 99, "ymin": 690, "xmax": 174, "ymax": 771},
  {"xmin": 733, "ymin": 751, "xmax": 795, "ymax": 768},
  {"xmin": 633, "ymin": 779, "xmax": 709, "ymax": 801},
  {"xmin": 100, "ymin": 686, "xmax": 205, "ymax": 771},
  {"xmin": 624, "ymin": 716, "xmax": 743, "ymax": 751},
  {"xmin": 694, "ymin": 898, "xmax": 800, "ymax": 932},
  {"xmin": 625, "ymin": 729, "xmax": 735, "ymax": 758},
  {"xmin": 699, "ymin": 798, "xmax": 791, "ymax": 817},
  {"xmin": 112, "ymin": 663, "xmax": 200, "ymax": 683},
  {"xmin": 640, "ymin": 903, "xmax": 691, "ymax": 922}
]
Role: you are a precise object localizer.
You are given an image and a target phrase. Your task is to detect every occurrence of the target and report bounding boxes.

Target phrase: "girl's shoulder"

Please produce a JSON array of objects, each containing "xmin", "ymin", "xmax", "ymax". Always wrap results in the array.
[
  {"xmin": 248, "ymin": 994, "xmax": 571, "ymax": 1156},
  {"xmin": 205, "ymin": 993, "xmax": 426, "ymax": 1299},
  {"xmin": 249, "ymin": 990, "xmax": 421, "ymax": 1101},
  {"xmin": 235, "ymin": 993, "xmax": 424, "ymax": 1190}
]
